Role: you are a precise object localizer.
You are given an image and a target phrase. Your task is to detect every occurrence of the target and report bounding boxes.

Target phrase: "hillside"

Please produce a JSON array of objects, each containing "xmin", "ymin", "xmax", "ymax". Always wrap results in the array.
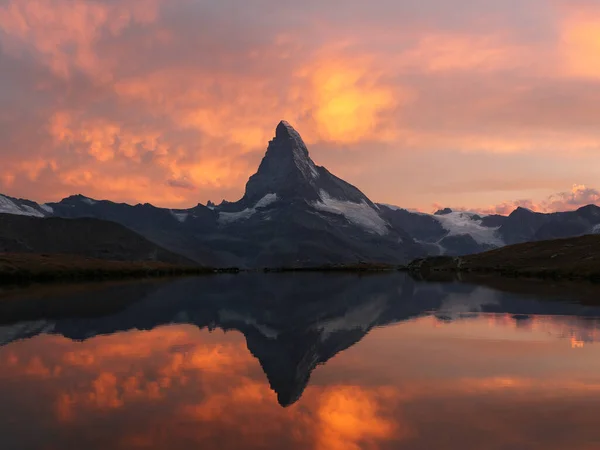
[
  {"xmin": 0, "ymin": 253, "xmax": 210, "ymax": 283},
  {"xmin": 407, "ymin": 234, "xmax": 600, "ymax": 281},
  {"xmin": 0, "ymin": 213, "xmax": 194, "ymax": 265}
]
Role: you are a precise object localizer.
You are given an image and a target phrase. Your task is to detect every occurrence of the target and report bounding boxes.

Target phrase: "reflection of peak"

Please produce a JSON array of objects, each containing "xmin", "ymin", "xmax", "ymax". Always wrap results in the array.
[
  {"xmin": 247, "ymin": 327, "xmax": 369, "ymax": 407},
  {"xmin": 243, "ymin": 297, "xmax": 388, "ymax": 407}
]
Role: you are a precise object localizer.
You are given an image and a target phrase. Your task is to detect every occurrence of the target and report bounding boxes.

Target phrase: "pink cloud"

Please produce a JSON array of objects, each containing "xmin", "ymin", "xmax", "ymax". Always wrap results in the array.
[{"xmin": 466, "ymin": 185, "xmax": 600, "ymax": 215}]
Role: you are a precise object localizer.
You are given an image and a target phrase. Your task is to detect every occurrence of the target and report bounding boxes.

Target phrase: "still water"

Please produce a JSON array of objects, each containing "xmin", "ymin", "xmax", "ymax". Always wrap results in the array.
[{"xmin": 1, "ymin": 273, "xmax": 600, "ymax": 449}]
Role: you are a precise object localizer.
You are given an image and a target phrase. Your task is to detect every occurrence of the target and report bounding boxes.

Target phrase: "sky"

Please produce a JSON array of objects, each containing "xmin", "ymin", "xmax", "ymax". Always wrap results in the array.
[{"xmin": 0, "ymin": 0, "xmax": 599, "ymax": 213}]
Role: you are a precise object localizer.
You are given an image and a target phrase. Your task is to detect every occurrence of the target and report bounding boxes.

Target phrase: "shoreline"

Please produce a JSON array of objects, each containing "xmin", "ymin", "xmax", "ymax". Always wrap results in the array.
[{"xmin": 0, "ymin": 253, "xmax": 223, "ymax": 285}]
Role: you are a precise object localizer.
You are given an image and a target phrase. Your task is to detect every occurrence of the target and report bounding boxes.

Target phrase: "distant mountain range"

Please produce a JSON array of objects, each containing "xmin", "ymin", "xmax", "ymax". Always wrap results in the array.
[{"xmin": 1, "ymin": 120, "xmax": 600, "ymax": 267}]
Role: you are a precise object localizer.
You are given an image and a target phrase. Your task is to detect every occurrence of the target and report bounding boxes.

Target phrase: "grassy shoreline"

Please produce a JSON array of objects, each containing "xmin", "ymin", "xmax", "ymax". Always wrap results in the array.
[
  {"xmin": 0, "ymin": 254, "xmax": 404, "ymax": 285},
  {"xmin": 0, "ymin": 253, "xmax": 220, "ymax": 284},
  {"xmin": 405, "ymin": 235, "xmax": 600, "ymax": 283},
  {"xmin": 6, "ymin": 234, "xmax": 600, "ymax": 286}
]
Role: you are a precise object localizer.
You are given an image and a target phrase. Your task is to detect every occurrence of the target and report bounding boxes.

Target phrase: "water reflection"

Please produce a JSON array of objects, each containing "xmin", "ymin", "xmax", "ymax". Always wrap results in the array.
[{"xmin": 1, "ymin": 274, "xmax": 600, "ymax": 449}]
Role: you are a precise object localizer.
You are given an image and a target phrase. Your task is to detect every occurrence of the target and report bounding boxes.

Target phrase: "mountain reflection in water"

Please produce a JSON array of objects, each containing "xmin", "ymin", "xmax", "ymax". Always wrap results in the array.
[{"xmin": 1, "ymin": 273, "xmax": 600, "ymax": 450}]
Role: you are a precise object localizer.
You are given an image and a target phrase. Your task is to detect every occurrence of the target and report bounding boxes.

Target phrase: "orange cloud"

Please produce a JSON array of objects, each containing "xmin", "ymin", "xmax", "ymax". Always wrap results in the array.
[
  {"xmin": 0, "ymin": 0, "xmax": 160, "ymax": 81},
  {"xmin": 298, "ymin": 58, "xmax": 400, "ymax": 143},
  {"xmin": 316, "ymin": 386, "xmax": 403, "ymax": 450},
  {"xmin": 399, "ymin": 32, "xmax": 528, "ymax": 73},
  {"xmin": 561, "ymin": 7, "xmax": 600, "ymax": 78}
]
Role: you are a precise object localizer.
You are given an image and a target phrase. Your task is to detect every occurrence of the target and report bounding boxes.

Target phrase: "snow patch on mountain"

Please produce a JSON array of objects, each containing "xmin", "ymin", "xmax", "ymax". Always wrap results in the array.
[
  {"xmin": 219, "ymin": 193, "xmax": 278, "ymax": 224},
  {"xmin": 40, "ymin": 204, "xmax": 53, "ymax": 214},
  {"xmin": 313, "ymin": 190, "xmax": 389, "ymax": 236},
  {"xmin": 0, "ymin": 195, "xmax": 45, "ymax": 217},
  {"xmin": 82, "ymin": 197, "xmax": 96, "ymax": 205},
  {"xmin": 593, "ymin": 224, "xmax": 600, "ymax": 234},
  {"xmin": 171, "ymin": 211, "xmax": 189, "ymax": 223},
  {"xmin": 254, "ymin": 193, "xmax": 278, "ymax": 208},
  {"xmin": 433, "ymin": 211, "xmax": 503, "ymax": 246}
]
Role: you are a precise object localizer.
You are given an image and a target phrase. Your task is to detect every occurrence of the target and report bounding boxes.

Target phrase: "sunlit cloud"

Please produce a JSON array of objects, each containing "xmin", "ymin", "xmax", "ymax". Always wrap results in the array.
[
  {"xmin": 561, "ymin": 6, "xmax": 600, "ymax": 79},
  {"xmin": 316, "ymin": 386, "xmax": 402, "ymax": 450},
  {"xmin": 299, "ymin": 58, "xmax": 400, "ymax": 143},
  {"xmin": 470, "ymin": 184, "xmax": 600, "ymax": 215}
]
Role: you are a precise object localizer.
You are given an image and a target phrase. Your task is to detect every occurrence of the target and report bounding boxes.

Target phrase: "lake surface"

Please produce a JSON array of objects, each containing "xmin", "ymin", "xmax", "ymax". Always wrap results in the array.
[{"xmin": 1, "ymin": 273, "xmax": 600, "ymax": 450}]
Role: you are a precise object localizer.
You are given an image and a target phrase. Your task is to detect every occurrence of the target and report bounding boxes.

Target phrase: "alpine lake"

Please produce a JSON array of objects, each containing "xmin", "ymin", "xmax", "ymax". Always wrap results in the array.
[{"xmin": 1, "ymin": 273, "xmax": 600, "ymax": 450}]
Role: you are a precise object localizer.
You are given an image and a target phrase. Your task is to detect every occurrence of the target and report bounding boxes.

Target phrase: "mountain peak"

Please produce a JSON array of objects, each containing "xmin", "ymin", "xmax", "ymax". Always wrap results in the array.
[
  {"xmin": 242, "ymin": 121, "xmax": 321, "ymax": 203},
  {"xmin": 434, "ymin": 208, "xmax": 453, "ymax": 216},
  {"xmin": 272, "ymin": 120, "xmax": 313, "ymax": 167},
  {"xmin": 275, "ymin": 120, "xmax": 298, "ymax": 138}
]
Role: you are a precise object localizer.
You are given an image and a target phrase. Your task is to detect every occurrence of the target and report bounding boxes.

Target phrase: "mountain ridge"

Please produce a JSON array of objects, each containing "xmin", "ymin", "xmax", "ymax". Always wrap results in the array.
[{"xmin": 1, "ymin": 121, "xmax": 600, "ymax": 266}]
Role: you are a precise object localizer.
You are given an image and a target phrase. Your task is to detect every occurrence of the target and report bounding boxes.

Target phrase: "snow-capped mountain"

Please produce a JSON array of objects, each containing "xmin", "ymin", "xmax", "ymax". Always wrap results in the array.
[
  {"xmin": 378, "ymin": 205, "xmax": 505, "ymax": 255},
  {"xmin": 207, "ymin": 121, "xmax": 419, "ymax": 266},
  {"xmin": 379, "ymin": 203, "xmax": 600, "ymax": 256},
  {"xmin": 2, "ymin": 120, "xmax": 600, "ymax": 264},
  {"xmin": 217, "ymin": 121, "xmax": 395, "ymax": 237}
]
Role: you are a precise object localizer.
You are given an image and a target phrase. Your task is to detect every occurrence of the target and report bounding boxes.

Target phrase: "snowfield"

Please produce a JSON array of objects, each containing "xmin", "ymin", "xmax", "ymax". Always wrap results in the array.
[
  {"xmin": 171, "ymin": 211, "xmax": 189, "ymax": 223},
  {"xmin": 313, "ymin": 190, "xmax": 389, "ymax": 236},
  {"xmin": 433, "ymin": 211, "xmax": 504, "ymax": 246},
  {"xmin": 0, "ymin": 195, "xmax": 45, "ymax": 217},
  {"xmin": 218, "ymin": 193, "xmax": 278, "ymax": 224},
  {"xmin": 81, "ymin": 197, "xmax": 96, "ymax": 205}
]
